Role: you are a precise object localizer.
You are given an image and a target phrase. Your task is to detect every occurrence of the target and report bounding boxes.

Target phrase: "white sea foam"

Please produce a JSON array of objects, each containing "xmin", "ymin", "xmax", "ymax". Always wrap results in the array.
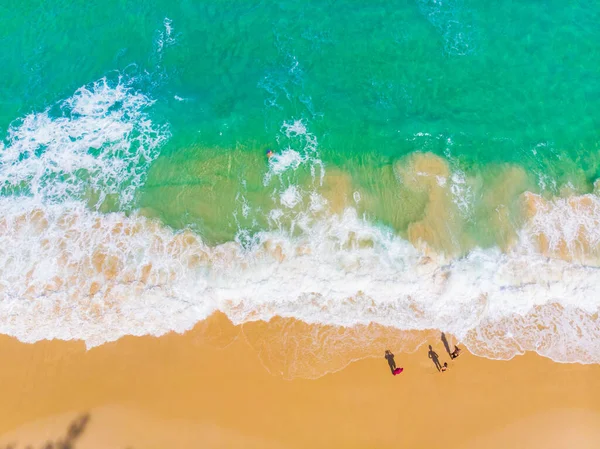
[
  {"xmin": 265, "ymin": 149, "xmax": 305, "ymax": 181},
  {"xmin": 155, "ymin": 17, "xmax": 177, "ymax": 58},
  {"xmin": 163, "ymin": 18, "xmax": 175, "ymax": 44},
  {"xmin": 0, "ymin": 197, "xmax": 598, "ymax": 366},
  {"xmin": 310, "ymin": 192, "xmax": 327, "ymax": 212},
  {"xmin": 255, "ymin": 119, "xmax": 326, "ymax": 238},
  {"xmin": 280, "ymin": 185, "xmax": 302, "ymax": 208},
  {"xmin": 265, "ymin": 119, "xmax": 322, "ymax": 186},
  {"xmin": 520, "ymin": 193, "xmax": 600, "ymax": 261},
  {"xmin": 0, "ymin": 77, "xmax": 168, "ymax": 208},
  {"xmin": 449, "ymin": 170, "xmax": 473, "ymax": 217},
  {"xmin": 1, "ymin": 78, "xmax": 599, "ymax": 370}
]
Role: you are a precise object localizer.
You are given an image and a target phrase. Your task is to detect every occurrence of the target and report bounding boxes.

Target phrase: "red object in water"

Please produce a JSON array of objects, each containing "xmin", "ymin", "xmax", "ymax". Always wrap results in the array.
[{"xmin": 393, "ymin": 368, "xmax": 403, "ymax": 375}]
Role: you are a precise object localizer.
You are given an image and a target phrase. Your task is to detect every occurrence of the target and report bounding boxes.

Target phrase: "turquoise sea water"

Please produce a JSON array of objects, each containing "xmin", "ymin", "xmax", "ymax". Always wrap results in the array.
[
  {"xmin": 4, "ymin": 1, "xmax": 600, "ymax": 238},
  {"xmin": 1, "ymin": 1, "xmax": 600, "ymax": 369}
]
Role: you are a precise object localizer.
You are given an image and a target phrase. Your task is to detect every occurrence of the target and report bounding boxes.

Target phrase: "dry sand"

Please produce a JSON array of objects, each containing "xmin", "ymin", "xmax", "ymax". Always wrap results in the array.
[{"xmin": 0, "ymin": 313, "xmax": 599, "ymax": 449}]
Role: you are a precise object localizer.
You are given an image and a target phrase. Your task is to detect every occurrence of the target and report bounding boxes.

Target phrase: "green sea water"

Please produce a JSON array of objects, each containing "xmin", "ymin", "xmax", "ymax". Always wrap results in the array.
[
  {"xmin": 3, "ymin": 0, "xmax": 600, "ymax": 247},
  {"xmin": 2, "ymin": 0, "xmax": 600, "ymax": 363}
]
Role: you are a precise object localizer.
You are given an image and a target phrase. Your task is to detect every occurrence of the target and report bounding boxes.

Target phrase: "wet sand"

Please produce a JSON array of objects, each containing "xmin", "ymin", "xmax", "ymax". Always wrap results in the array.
[{"xmin": 1, "ymin": 313, "xmax": 599, "ymax": 449}]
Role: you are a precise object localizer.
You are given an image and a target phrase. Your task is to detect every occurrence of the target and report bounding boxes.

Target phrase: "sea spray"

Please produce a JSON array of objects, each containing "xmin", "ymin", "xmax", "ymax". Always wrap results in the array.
[
  {"xmin": 0, "ymin": 195, "xmax": 599, "ymax": 367},
  {"xmin": 2, "ymin": 0, "xmax": 600, "ymax": 377},
  {"xmin": 0, "ymin": 76, "xmax": 169, "ymax": 208}
]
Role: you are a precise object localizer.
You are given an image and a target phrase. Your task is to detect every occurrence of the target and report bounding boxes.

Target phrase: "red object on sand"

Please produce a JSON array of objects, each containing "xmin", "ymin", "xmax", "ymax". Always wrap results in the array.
[{"xmin": 393, "ymin": 368, "xmax": 403, "ymax": 375}]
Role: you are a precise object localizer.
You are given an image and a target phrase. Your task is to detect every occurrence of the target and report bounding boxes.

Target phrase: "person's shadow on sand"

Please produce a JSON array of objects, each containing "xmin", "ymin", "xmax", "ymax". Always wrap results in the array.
[
  {"xmin": 428, "ymin": 345, "xmax": 442, "ymax": 371},
  {"xmin": 441, "ymin": 332, "xmax": 452, "ymax": 357},
  {"xmin": 385, "ymin": 350, "xmax": 396, "ymax": 374}
]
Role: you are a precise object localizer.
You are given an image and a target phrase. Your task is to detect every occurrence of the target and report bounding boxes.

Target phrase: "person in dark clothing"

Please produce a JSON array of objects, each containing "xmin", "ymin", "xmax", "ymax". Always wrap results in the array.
[
  {"xmin": 384, "ymin": 350, "xmax": 397, "ymax": 374},
  {"xmin": 451, "ymin": 345, "xmax": 462, "ymax": 359}
]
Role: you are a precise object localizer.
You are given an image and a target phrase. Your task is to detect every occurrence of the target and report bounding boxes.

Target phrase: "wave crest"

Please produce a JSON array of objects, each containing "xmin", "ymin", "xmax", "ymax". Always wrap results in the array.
[
  {"xmin": 0, "ymin": 76, "xmax": 168, "ymax": 208},
  {"xmin": 0, "ymin": 197, "xmax": 598, "ymax": 369}
]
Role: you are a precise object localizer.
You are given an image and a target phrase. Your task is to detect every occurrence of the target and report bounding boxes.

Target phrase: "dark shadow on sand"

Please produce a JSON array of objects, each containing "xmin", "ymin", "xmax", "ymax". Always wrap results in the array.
[
  {"xmin": 428, "ymin": 345, "xmax": 442, "ymax": 371},
  {"xmin": 441, "ymin": 332, "xmax": 452, "ymax": 357},
  {"xmin": 2, "ymin": 413, "xmax": 90, "ymax": 449}
]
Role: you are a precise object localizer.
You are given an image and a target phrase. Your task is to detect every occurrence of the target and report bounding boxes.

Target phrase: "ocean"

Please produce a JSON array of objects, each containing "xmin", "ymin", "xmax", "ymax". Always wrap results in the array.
[{"xmin": 1, "ymin": 0, "xmax": 599, "ymax": 367}]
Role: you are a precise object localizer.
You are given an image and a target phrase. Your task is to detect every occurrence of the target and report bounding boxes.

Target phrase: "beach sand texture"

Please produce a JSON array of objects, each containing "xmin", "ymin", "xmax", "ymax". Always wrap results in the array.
[{"xmin": 0, "ymin": 313, "xmax": 599, "ymax": 449}]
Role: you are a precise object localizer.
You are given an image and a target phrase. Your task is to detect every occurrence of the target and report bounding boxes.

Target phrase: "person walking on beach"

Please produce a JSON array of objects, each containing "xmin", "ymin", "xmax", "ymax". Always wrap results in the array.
[
  {"xmin": 385, "ymin": 350, "xmax": 396, "ymax": 374},
  {"xmin": 428, "ymin": 345, "xmax": 442, "ymax": 371}
]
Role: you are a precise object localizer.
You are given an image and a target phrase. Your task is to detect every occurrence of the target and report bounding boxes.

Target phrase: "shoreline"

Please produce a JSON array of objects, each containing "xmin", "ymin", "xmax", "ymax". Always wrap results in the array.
[
  {"xmin": 1, "ymin": 313, "xmax": 599, "ymax": 448},
  {"xmin": 4, "ymin": 196, "xmax": 600, "ymax": 365}
]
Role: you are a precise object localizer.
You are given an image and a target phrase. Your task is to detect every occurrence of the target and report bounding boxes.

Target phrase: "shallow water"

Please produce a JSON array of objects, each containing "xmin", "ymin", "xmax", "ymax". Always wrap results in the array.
[{"xmin": 1, "ymin": 0, "xmax": 600, "ymax": 364}]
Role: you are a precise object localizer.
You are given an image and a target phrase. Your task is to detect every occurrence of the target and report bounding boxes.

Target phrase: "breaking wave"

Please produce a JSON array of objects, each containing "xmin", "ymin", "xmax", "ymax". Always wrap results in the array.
[
  {"xmin": 0, "ymin": 75, "xmax": 599, "ymax": 374},
  {"xmin": 0, "ymin": 76, "xmax": 168, "ymax": 208},
  {"xmin": 0, "ymin": 194, "xmax": 599, "ymax": 367}
]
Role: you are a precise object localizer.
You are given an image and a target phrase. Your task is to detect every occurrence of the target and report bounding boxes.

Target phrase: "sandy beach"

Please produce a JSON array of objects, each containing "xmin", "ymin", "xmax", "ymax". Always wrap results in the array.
[{"xmin": 0, "ymin": 313, "xmax": 599, "ymax": 449}]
